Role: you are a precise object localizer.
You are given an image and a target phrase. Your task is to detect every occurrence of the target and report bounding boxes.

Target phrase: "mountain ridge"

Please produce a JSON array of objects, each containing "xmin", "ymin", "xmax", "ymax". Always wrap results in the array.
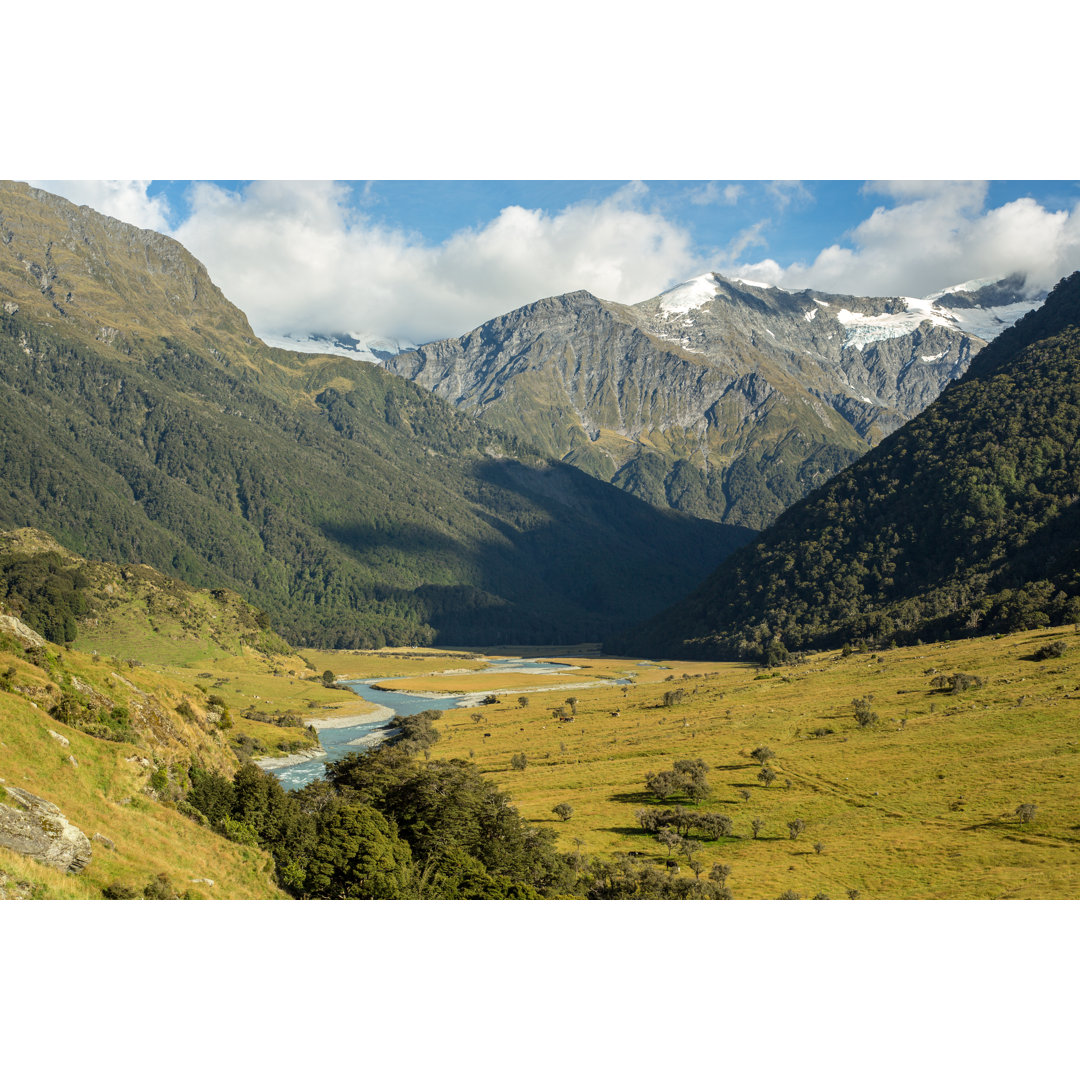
[{"xmin": 383, "ymin": 271, "xmax": 1034, "ymax": 528}]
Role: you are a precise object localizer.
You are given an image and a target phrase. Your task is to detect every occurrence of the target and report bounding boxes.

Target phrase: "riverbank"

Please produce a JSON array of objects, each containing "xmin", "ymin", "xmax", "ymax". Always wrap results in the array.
[{"xmin": 253, "ymin": 704, "xmax": 395, "ymax": 769}]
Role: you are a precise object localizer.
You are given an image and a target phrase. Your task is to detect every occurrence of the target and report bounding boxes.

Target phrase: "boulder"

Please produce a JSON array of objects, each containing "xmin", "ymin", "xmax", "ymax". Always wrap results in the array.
[{"xmin": 0, "ymin": 786, "xmax": 92, "ymax": 873}]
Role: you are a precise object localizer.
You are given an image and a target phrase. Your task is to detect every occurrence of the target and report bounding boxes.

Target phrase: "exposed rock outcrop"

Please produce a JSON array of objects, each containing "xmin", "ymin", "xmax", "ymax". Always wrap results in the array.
[{"xmin": 0, "ymin": 786, "xmax": 92, "ymax": 873}]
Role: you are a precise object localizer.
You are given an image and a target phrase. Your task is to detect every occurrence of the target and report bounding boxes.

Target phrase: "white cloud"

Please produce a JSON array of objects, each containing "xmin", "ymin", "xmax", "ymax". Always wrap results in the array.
[
  {"xmin": 30, "ymin": 180, "xmax": 171, "ymax": 232},
  {"xmin": 688, "ymin": 181, "xmax": 743, "ymax": 206},
  {"xmin": 173, "ymin": 181, "xmax": 702, "ymax": 343},
  {"xmin": 732, "ymin": 183, "xmax": 1080, "ymax": 298}
]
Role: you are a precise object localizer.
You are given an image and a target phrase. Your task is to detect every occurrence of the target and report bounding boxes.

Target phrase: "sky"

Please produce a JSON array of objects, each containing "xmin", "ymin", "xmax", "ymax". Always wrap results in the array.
[{"xmin": 29, "ymin": 178, "xmax": 1080, "ymax": 346}]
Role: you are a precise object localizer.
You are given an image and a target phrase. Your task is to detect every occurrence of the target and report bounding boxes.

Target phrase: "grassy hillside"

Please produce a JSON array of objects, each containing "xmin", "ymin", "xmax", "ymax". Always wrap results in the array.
[
  {"xmin": 404, "ymin": 628, "xmax": 1080, "ymax": 898},
  {"xmin": 612, "ymin": 272, "xmax": 1080, "ymax": 660},
  {"xmin": 0, "ymin": 622, "xmax": 289, "ymax": 898}
]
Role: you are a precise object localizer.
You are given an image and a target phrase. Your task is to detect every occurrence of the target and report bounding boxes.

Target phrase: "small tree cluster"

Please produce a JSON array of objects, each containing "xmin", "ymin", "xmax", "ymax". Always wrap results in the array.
[
  {"xmin": 636, "ymin": 806, "xmax": 733, "ymax": 840},
  {"xmin": 930, "ymin": 672, "xmax": 984, "ymax": 694},
  {"xmin": 510, "ymin": 752, "xmax": 528, "ymax": 771},
  {"xmin": 644, "ymin": 758, "xmax": 711, "ymax": 802},
  {"xmin": 661, "ymin": 688, "xmax": 687, "ymax": 708}
]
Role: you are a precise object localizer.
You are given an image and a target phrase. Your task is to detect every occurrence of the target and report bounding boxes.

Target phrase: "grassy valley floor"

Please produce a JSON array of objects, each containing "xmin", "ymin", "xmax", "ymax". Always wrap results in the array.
[{"xmin": 366, "ymin": 629, "xmax": 1080, "ymax": 899}]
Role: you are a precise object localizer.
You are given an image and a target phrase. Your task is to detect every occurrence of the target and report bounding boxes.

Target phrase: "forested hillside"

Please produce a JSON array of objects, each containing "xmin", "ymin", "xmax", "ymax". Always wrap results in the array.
[
  {"xmin": 612, "ymin": 273, "xmax": 1080, "ymax": 660},
  {"xmin": 0, "ymin": 182, "xmax": 751, "ymax": 647}
]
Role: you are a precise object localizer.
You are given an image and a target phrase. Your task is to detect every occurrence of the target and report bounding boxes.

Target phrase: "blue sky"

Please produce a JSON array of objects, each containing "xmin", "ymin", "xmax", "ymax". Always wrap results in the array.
[
  {"xmin": 33, "ymin": 179, "xmax": 1080, "ymax": 346},
  {"xmin": 142, "ymin": 178, "xmax": 1080, "ymax": 274}
]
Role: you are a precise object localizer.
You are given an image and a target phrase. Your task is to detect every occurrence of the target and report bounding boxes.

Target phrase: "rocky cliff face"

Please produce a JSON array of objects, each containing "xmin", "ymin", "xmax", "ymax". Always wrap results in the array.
[{"xmin": 384, "ymin": 274, "xmax": 1040, "ymax": 529}]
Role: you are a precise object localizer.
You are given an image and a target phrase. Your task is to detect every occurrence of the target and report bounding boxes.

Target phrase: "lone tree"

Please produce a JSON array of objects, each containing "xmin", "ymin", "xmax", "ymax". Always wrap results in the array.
[
  {"xmin": 750, "ymin": 746, "xmax": 775, "ymax": 767},
  {"xmin": 1015, "ymin": 803, "xmax": 1037, "ymax": 826},
  {"xmin": 518, "ymin": 696, "xmax": 529, "ymax": 709},
  {"xmin": 852, "ymin": 697, "xmax": 878, "ymax": 727},
  {"xmin": 739, "ymin": 789, "xmax": 752, "ymax": 802},
  {"xmin": 470, "ymin": 712, "xmax": 483, "ymax": 724},
  {"xmin": 552, "ymin": 802, "xmax": 574, "ymax": 822},
  {"xmin": 565, "ymin": 696, "xmax": 578, "ymax": 715},
  {"xmin": 321, "ymin": 670, "xmax": 336, "ymax": 688},
  {"xmin": 787, "ymin": 818, "xmax": 806, "ymax": 841},
  {"xmin": 510, "ymin": 752, "xmax": 528, "ymax": 771},
  {"xmin": 750, "ymin": 818, "xmax": 765, "ymax": 839},
  {"xmin": 758, "ymin": 766, "xmax": 777, "ymax": 789}
]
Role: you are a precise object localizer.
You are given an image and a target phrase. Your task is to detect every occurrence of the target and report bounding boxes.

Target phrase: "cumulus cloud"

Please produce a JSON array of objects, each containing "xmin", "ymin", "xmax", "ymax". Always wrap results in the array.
[
  {"xmin": 732, "ymin": 182, "xmax": 1080, "ymax": 297},
  {"xmin": 172, "ymin": 181, "xmax": 701, "ymax": 343},
  {"xmin": 31, "ymin": 180, "xmax": 171, "ymax": 232}
]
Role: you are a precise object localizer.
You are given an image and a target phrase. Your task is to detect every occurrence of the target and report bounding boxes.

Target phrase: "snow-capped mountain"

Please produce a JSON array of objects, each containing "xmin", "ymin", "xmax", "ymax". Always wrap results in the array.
[
  {"xmin": 383, "ymin": 273, "xmax": 1037, "ymax": 528},
  {"xmin": 258, "ymin": 329, "xmax": 413, "ymax": 363}
]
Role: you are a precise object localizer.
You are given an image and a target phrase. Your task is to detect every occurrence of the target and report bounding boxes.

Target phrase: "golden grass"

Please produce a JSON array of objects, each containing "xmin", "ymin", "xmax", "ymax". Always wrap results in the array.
[{"xmin": 409, "ymin": 628, "xmax": 1080, "ymax": 899}]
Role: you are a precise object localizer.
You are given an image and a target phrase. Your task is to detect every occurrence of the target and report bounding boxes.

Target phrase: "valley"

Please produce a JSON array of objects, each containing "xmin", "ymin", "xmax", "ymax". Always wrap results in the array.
[{"xmin": 1, "ymin": 179, "xmax": 1077, "ymax": 901}]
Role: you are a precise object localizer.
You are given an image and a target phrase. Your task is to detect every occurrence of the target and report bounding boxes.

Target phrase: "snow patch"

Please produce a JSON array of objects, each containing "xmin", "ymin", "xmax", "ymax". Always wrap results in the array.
[
  {"xmin": 925, "ymin": 277, "xmax": 999, "ymax": 301},
  {"xmin": 658, "ymin": 273, "xmax": 719, "ymax": 316},
  {"xmin": 920, "ymin": 350, "xmax": 946, "ymax": 362},
  {"xmin": 835, "ymin": 298, "xmax": 959, "ymax": 350},
  {"xmin": 813, "ymin": 298, "xmax": 830, "ymax": 307},
  {"xmin": 732, "ymin": 277, "xmax": 774, "ymax": 290},
  {"xmin": 804, "ymin": 308, "xmax": 817, "ymax": 322},
  {"xmin": 938, "ymin": 301, "xmax": 1036, "ymax": 342}
]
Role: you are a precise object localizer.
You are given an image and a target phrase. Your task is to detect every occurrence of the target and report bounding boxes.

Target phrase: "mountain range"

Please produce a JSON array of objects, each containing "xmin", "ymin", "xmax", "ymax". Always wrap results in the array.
[
  {"xmin": 383, "ymin": 272, "xmax": 1042, "ymax": 528},
  {"xmin": 612, "ymin": 270, "xmax": 1080, "ymax": 659}
]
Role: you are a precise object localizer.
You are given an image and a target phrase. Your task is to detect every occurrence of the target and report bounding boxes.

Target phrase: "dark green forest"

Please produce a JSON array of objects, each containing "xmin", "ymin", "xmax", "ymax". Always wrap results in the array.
[
  {"xmin": 612, "ymin": 272, "xmax": 1080, "ymax": 660},
  {"xmin": 0, "ymin": 310, "xmax": 751, "ymax": 648}
]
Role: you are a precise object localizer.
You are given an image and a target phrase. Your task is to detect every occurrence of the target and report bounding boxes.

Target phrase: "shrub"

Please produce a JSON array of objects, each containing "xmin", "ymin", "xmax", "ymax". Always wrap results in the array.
[
  {"xmin": 778, "ymin": 889, "xmax": 802, "ymax": 899},
  {"xmin": 1032, "ymin": 640, "xmax": 1067, "ymax": 660},
  {"xmin": 552, "ymin": 802, "xmax": 574, "ymax": 821},
  {"xmin": 787, "ymin": 819, "xmax": 806, "ymax": 841},
  {"xmin": 1016, "ymin": 803, "xmax": 1037, "ymax": 825},
  {"xmin": 143, "ymin": 873, "xmax": 179, "ymax": 900},
  {"xmin": 852, "ymin": 697, "xmax": 878, "ymax": 727},
  {"xmin": 102, "ymin": 882, "xmax": 138, "ymax": 900}
]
